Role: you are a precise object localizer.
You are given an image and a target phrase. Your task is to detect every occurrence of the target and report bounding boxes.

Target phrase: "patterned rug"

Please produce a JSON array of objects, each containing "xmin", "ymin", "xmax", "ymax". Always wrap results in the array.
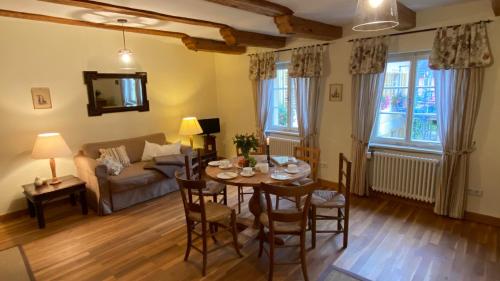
[
  {"xmin": 0, "ymin": 245, "xmax": 35, "ymax": 281},
  {"xmin": 318, "ymin": 264, "xmax": 371, "ymax": 281}
]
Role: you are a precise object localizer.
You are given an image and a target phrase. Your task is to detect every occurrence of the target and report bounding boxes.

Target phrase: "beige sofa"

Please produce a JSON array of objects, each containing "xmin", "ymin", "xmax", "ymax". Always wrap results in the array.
[{"xmin": 74, "ymin": 133, "xmax": 191, "ymax": 215}]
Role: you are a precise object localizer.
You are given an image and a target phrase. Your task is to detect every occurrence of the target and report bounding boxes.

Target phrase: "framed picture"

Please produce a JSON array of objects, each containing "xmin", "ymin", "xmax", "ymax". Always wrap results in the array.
[
  {"xmin": 329, "ymin": 83, "xmax": 343, "ymax": 102},
  {"xmin": 31, "ymin": 87, "xmax": 52, "ymax": 109}
]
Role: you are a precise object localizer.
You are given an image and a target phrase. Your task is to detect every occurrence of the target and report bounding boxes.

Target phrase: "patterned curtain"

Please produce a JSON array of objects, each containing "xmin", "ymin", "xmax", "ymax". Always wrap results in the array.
[
  {"xmin": 249, "ymin": 52, "xmax": 277, "ymax": 145},
  {"xmin": 431, "ymin": 22, "xmax": 492, "ymax": 218},
  {"xmin": 289, "ymin": 45, "xmax": 324, "ymax": 150},
  {"xmin": 349, "ymin": 37, "xmax": 388, "ymax": 196}
]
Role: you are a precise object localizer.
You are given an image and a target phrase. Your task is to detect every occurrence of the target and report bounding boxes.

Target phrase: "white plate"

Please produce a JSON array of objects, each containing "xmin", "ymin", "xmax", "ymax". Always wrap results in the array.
[
  {"xmin": 240, "ymin": 171, "xmax": 255, "ymax": 177},
  {"xmin": 219, "ymin": 164, "xmax": 234, "ymax": 170},
  {"xmin": 271, "ymin": 173, "xmax": 292, "ymax": 180},
  {"xmin": 284, "ymin": 168, "xmax": 299, "ymax": 174},
  {"xmin": 208, "ymin": 161, "xmax": 220, "ymax": 167},
  {"xmin": 217, "ymin": 172, "xmax": 238, "ymax": 180}
]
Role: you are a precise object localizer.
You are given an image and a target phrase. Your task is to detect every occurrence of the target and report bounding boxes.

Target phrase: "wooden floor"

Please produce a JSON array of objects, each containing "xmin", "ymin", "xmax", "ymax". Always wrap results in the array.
[{"xmin": 1, "ymin": 188, "xmax": 499, "ymax": 281}]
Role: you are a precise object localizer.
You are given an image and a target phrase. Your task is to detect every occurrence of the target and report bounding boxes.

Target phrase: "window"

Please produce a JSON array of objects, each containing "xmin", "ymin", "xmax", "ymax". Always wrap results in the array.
[
  {"xmin": 371, "ymin": 52, "xmax": 440, "ymax": 148},
  {"xmin": 268, "ymin": 62, "xmax": 298, "ymax": 133}
]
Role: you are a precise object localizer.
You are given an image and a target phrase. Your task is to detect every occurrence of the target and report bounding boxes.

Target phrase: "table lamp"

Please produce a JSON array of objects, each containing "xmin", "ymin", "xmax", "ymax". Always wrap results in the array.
[
  {"xmin": 179, "ymin": 117, "xmax": 203, "ymax": 148},
  {"xmin": 31, "ymin": 132, "xmax": 72, "ymax": 185}
]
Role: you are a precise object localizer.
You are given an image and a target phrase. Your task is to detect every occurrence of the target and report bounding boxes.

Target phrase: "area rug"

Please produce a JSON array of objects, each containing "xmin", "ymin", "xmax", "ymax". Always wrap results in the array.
[
  {"xmin": 0, "ymin": 245, "xmax": 35, "ymax": 281},
  {"xmin": 318, "ymin": 264, "xmax": 371, "ymax": 281}
]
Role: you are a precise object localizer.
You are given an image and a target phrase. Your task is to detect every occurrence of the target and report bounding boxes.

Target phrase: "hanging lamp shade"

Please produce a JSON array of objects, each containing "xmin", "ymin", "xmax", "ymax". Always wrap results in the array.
[{"xmin": 353, "ymin": 0, "xmax": 399, "ymax": 32}]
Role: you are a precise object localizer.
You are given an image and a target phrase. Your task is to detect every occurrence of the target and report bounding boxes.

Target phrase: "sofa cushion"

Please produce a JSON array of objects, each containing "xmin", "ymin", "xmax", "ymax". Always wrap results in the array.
[
  {"xmin": 108, "ymin": 162, "xmax": 165, "ymax": 193},
  {"xmin": 82, "ymin": 133, "xmax": 166, "ymax": 163}
]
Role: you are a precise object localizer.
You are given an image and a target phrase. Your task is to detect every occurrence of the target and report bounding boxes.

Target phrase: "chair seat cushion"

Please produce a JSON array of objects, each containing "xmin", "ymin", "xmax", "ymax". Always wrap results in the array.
[
  {"xmin": 311, "ymin": 190, "xmax": 346, "ymax": 208},
  {"xmin": 188, "ymin": 202, "xmax": 232, "ymax": 223},
  {"xmin": 202, "ymin": 181, "xmax": 226, "ymax": 195},
  {"xmin": 259, "ymin": 211, "xmax": 302, "ymax": 233},
  {"xmin": 108, "ymin": 162, "xmax": 164, "ymax": 193}
]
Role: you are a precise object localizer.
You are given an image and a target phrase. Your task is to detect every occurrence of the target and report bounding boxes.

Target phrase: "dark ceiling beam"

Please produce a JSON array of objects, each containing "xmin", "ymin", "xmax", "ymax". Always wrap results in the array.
[
  {"xmin": 274, "ymin": 15, "xmax": 343, "ymax": 41},
  {"xmin": 220, "ymin": 27, "xmax": 286, "ymax": 48},
  {"xmin": 395, "ymin": 2, "xmax": 416, "ymax": 31},
  {"xmin": 493, "ymin": 0, "xmax": 500, "ymax": 16},
  {"xmin": 205, "ymin": 0, "xmax": 293, "ymax": 17},
  {"xmin": 182, "ymin": 36, "xmax": 246, "ymax": 54}
]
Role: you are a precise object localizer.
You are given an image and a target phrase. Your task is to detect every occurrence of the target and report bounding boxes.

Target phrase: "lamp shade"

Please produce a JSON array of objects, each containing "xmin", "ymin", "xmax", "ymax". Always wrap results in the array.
[
  {"xmin": 353, "ymin": 0, "xmax": 399, "ymax": 32},
  {"xmin": 178, "ymin": 117, "xmax": 203, "ymax": 136},
  {"xmin": 32, "ymin": 132, "xmax": 72, "ymax": 159}
]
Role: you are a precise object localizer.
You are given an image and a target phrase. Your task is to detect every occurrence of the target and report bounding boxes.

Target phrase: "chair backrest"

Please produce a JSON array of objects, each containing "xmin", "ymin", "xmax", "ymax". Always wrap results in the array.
[
  {"xmin": 294, "ymin": 146, "xmax": 320, "ymax": 181},
  {"xmin": 175, "ymin": 171, "xmax": 207, "ymax": 223},
  {"xmin": 338, "ymin": 153, "xmax": 352, "ymax": 196},
  {"xmin": 260, "ymin": 183, "xmax": 316, "ymax": 233},
  {"xmin": 184, "ymin": 149, "xmax": 202, "ymax": 180},
  {"xmin": 236, "ymin": 145, "xmax": 265, "ymax": 157}
]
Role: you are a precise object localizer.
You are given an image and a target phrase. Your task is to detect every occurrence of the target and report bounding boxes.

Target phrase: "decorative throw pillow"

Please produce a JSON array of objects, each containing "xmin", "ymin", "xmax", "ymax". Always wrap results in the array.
[
  {"xmin": 99, "ymin": 145, "xmax": 131, "ymax": 167},
  {"xmin": 97, "ymin": 154, "xmax": 124, "ymax": 176},
  {"xmin": 141, "ymin": 141, "xmax": 182, "ymax": 161}
]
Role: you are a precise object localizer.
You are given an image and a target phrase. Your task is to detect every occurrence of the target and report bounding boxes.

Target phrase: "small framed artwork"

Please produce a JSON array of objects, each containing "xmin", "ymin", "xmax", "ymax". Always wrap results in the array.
[
  {"xmin": 31, "ymin": 87, "xmax": 52, "ymax": 109},
  {"xmin": 329, "ymin": 83, "xmax": 343, "ymax": 102}
]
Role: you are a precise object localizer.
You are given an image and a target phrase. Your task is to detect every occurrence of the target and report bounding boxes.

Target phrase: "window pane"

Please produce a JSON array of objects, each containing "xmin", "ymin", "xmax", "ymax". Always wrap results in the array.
[
  {"xmin": 375, "ymin": 113, "xmax": 407, "ymax": 139},
  {"xmin": 384, "ymin": 61, "xmax": 411, "ymax": 87},
  {"xmin": 290, "ymin": 80, "xmax": 298, "ymax": 128},
  {"xmin": 271, "ymin": 67, "xmax": 289, "ymax": 128},
  {"xmin": 379, "ymin": 88, "xmax": 408, "ymax": 113},
  {"xmin": 411, "ymin": 114, "xmax": 439, "ymax": 142},
  {"xmin": 411, "ymin": 58, "xmax": 439, "ymax": 142}
]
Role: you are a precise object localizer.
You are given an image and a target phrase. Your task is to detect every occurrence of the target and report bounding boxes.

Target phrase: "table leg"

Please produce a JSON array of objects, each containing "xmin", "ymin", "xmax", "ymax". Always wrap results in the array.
[
  {"xmin": 79, "ymin": 189, "xmax": 88, "ymax": 215},
  {"xmin": 69, "ymin": 193, "xmax": 77, "ymax": 206},
  {"xmin": 26, "ymin": 198, "xmax": 35, "ymax": 218},
  {"xmin": 34, "ymin": 202, "xmax": 45, "ymax": 229},
  {"xmin": 248, "ymin": 186, "xmax": 265, "ymax": 228}
]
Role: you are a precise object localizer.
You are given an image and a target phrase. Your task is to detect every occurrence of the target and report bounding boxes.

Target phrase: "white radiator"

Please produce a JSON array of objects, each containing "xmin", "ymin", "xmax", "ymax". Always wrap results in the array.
[
  {"xmin": 372, "ymin": 152, "xmax": 439, "ymax": 203},
  {"xmin": 269, "ymin": 136, "xmax": 300, "ymax": 156}
]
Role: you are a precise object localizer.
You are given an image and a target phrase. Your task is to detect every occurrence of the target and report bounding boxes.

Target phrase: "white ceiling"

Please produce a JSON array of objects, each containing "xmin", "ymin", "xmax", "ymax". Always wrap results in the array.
[{"xmin": 0, "ymin": 0, "xmax": 477, "ymax": 41}]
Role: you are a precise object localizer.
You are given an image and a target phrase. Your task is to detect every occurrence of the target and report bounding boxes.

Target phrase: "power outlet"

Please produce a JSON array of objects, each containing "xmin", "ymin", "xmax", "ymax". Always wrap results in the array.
[
  {"xmin": 320, "ymin": 162, "xmax": 328, "ymax": 169},
  {"xmin": 467, "ymin": 188, "xmax": 483, "ymax": 197}
]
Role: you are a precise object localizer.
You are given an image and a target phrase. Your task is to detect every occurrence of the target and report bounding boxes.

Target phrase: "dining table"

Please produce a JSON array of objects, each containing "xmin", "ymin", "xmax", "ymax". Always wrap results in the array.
[{"xmin": 205, "ymin": 155, "xmax": 311, "ymax": 234}]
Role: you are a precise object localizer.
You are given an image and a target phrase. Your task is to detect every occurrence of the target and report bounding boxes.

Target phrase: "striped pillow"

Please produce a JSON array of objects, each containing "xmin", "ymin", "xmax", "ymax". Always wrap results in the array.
[{"xmin": 99, "ymin": 145, "xmax": 131, "ymax": 167}]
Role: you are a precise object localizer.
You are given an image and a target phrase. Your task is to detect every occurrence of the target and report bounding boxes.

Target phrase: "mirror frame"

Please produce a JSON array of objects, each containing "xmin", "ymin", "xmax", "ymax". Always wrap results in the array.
[{"xmin": 83, "ymin": 71, "xmax": 150, "ymax": 116}]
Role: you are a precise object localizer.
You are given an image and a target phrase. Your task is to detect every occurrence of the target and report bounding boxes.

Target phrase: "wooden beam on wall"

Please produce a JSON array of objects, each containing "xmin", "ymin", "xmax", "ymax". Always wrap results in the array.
[
  {"xmin": 0, "ymin": 9, "xmax": 187, "ymax": 38},
  {"xmin": 38, "ymin": 0, "xmax": 228, "ymax": 28},
  {"xmin": 395, "ymin": 2, "xmax": 416, "ymax": 31},
  {"xmin": 182, "ymin": 36, "xmax": 246, "ymax": 54},
  {"xmin": 493, "ymin": 0, "xmax": 500, "ymax": 16},
  {"xmin": 220, "ymin": 27, "xmax": 286, "ymax": 48},
  {"xmin": 274, "ymin": 15, "xmax": 342, "ymax": 41},
  {"xmin": 205, "ymin": 0, "xmax": 293, "ymax": 17}
]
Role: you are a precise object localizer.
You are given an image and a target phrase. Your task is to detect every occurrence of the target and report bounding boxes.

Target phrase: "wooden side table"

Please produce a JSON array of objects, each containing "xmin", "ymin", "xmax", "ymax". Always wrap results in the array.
[{"xmin": 22, "ymin": 175, "xmax": 87, "ymax": 229}]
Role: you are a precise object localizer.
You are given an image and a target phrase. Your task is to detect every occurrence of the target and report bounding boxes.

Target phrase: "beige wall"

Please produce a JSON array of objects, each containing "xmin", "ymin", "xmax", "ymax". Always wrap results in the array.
[
  {"xmin": 214, "ymin": 0, "xmax": 500, "ymax": 218},
  {"xmin": 0, "ymin": 17, "xmax": 219, "ymax": 215}
]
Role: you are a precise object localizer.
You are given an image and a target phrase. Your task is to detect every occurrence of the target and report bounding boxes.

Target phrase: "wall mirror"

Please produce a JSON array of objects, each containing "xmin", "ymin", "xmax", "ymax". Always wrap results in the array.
[{"xmin": 83, "ymin": 71, "xmax": 149, "ymax": 116}]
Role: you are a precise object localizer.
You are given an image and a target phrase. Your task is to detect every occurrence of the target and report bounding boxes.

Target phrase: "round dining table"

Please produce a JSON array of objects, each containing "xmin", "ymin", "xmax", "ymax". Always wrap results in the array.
[{"xmin": 205, "ymin": 155, "xmax": 311, "ymax": 229}]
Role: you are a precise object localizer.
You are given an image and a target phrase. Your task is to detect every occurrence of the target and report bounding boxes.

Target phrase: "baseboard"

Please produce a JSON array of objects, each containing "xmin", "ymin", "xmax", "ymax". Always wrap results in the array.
[
  {"xmin": 317, "ymin": 178, "xmax": 338, "ymax": 189},
  {"xmin": 464, "ymin": 211, "xmax": 500, "ymax": 228}
]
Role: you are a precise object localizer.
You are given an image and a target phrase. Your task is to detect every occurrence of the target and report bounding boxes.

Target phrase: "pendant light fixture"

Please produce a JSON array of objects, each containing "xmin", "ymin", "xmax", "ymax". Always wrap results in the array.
[
  {"xmin": 117, "ymin": 18, "xmax": 133, "ymax": 67},
  {"xmin": 352, "ymin": 0, "xmax": 399, "ymax": 32}
]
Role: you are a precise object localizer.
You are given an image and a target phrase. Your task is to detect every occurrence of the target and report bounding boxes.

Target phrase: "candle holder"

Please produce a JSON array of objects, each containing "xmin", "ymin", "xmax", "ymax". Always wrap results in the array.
[{"xmin": 266, "ymin": 144, "xmax": 274, "ymax": 167}]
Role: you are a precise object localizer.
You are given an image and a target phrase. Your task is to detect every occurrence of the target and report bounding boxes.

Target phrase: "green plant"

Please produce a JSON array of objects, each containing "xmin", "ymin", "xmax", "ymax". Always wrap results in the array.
[
  {"xmin": 233, "ymin": 133, "xmax": 259, "ymax": 160},
  {"xmin": 248, "ymin": 156, "xmax": 257, "ymax": 168}
]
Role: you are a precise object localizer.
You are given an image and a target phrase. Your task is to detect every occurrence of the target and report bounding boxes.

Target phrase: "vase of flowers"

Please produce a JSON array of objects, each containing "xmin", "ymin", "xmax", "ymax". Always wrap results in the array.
[{"xmin": 233, "ymin": 133, "xmax": 259, "ymax": 167}]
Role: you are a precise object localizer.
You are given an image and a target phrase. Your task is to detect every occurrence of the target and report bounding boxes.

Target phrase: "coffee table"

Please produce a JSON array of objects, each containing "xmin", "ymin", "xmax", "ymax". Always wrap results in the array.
[{"xmin": 22, "ymin": 175, "xmax": 87, "ymax": 229}]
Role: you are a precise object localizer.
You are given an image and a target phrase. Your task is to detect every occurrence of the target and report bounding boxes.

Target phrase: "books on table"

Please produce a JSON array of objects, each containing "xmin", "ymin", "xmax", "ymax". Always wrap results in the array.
[{"xmin": 271, "ymin": 156, "xmax": 298, "ymax": 166}]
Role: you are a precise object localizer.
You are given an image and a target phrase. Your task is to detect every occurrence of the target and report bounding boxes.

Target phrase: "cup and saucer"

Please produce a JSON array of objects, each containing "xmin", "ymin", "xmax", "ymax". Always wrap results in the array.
[
  {"xmin": 219, "ymin": 160, "xmax": 233, "ymax": 170},
  {"xmin": 284, "ymin": 164, "xmax": 299, "ymax": 174},
  {"xmin": 240, "ymin": 167, "xmax": 255, "ymax": 177}
]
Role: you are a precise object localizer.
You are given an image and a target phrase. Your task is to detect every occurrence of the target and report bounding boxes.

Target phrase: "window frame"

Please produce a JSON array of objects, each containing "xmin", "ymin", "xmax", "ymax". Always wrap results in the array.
[
  {"xmin": 370, "ymin": 51, "xmax": 441, "ymax": 151},
  {"xmin": 267, "ymin": 61, "xmax": 299, "ymax": 134}
]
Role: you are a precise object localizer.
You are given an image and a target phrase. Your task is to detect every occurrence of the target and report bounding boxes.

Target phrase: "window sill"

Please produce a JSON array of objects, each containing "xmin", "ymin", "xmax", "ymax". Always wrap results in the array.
[
  {"xmin": 369, "ymin": 143, "xmax": 442, "ymax": 156},
  {"xmin": 266, "ymin": 130, "xmax": 300, "ymax": 138}
]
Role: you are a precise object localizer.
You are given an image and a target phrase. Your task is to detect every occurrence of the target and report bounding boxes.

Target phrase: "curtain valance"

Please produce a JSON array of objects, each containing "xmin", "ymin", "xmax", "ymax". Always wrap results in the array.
[
  {"xmin": 349, "ymin": 37, "xmax": 388, "ymax": 75},
  {"xmin": 289, "ymin": 45, "xmax": 324, "ymax": 78},
  {"xmin": 249, "ymin": 52, "xmax": 277, "ymax": 81},
  {"xmin": 429, "ymin": 22, "xmax": 492, "ymax": 69}
]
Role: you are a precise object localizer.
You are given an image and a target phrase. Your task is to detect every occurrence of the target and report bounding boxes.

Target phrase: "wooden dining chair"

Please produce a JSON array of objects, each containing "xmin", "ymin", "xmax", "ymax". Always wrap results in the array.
[
  {"xmin": 258, "ymin": 182, "xmax": 316, "ymax": 281},
  {"xmin": 185, "ymin": 149, "xmax": 227, "ymax": 205},
  {"xmin": 275, "ymin": 146, "xmax": 321, "ymax": 209},
  {"xmin": 310, "ymin": 153, "xmax": 352, "ymax": 249},
  {"xmin": 175, "ymin": 172, "xmax": 242, "ymax": 276},
  {"xmin": 235, "ymin": 144, "xmax": 265, "ymax": 213}
]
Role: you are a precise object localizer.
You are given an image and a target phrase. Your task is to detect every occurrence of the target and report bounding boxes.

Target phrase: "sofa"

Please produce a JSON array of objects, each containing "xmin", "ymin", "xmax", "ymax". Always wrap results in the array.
[{"xmin": 74, "ymin": 133, "xmax": 191, "ymax": 215}]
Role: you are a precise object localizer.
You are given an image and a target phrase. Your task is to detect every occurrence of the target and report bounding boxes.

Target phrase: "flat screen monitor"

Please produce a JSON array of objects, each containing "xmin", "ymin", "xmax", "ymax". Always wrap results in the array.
[{"xmin": 198, "ymin": 118, "xmax": 220, "ymax": 135}]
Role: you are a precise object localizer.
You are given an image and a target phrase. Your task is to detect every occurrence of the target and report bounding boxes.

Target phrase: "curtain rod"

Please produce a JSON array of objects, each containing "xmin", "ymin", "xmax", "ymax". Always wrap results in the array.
[
  {"xmin": 347, "ymin": 19, "xmax": 494, "ymax": 42},
  {"xmin": 247, "ymin": 42, "xmax": 330, "ymax": 56}
]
